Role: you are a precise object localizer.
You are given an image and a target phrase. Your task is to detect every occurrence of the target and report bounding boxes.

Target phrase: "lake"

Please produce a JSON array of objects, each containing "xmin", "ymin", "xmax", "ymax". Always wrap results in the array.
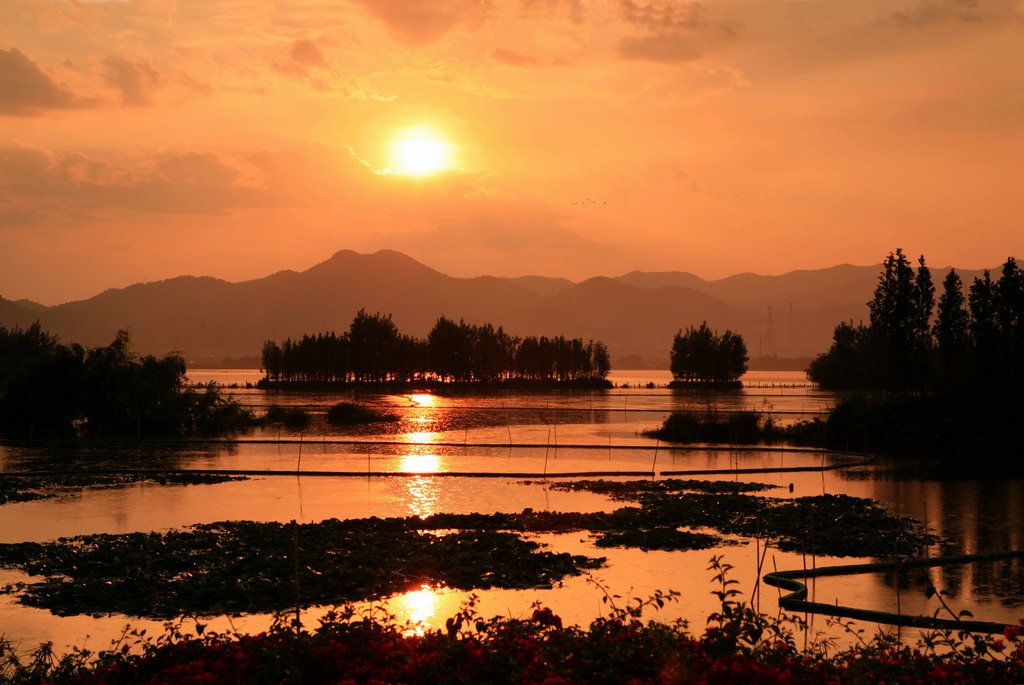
[{"xmin": 1, "ymin": 370, "xmax": 1021, "ymax": 654}]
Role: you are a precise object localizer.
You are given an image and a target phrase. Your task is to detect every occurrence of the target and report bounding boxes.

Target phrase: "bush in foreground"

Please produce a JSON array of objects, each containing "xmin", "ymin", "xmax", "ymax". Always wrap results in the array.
[
  {"xmin": 3, "ymin": 559, "xmax": 1022, "ymax": 684},
  {"xmin": 643, "ymin": 410, "xmax": 778, "ymax": 445}
]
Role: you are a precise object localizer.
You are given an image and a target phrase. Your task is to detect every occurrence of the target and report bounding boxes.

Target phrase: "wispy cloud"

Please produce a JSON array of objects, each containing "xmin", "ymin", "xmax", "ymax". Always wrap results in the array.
[{"xmin": 0, "ymin": 47, "xmax": 94, "ymax": 115}]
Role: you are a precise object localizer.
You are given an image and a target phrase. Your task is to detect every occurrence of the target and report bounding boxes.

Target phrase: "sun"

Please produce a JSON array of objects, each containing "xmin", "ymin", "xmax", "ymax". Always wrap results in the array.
[{"xmin": 391, "ymin": 131, "xmax": 451, "ymax": 175}]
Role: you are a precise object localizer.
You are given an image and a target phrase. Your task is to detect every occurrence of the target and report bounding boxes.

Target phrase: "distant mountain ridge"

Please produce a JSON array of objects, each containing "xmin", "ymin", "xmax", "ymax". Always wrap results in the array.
[{"xmin": 0, "ymin": 249, "xmax": 990, "ymax": 366}]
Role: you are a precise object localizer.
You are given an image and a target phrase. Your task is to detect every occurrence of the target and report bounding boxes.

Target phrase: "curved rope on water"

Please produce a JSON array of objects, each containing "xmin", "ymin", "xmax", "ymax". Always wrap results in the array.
[{"xmin": 762, "ymin": 550, "xmax": 1024, "ymax": 633}]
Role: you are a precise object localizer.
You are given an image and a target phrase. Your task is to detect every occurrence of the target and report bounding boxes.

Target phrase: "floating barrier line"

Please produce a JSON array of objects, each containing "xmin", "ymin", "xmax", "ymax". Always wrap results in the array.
[
  {"xmin": 763, "ymin": 550, "xmax": 1024, "ymax": 633},
  {"xmin": 0, "ymin": 438, "xmax": 868, "ymax": 457},
  {"xmin": 243, "ymin": 406, "xmax": 832, "ymax": 415},
  {"xmin": 1, "ymin": 459, "xmax": 873, "ymax": 480},
  {"xmin": 659, "ymin": 461, "xmax": 872, "ymax": 475},
  {"xmin": 0, "ymin": 469, "xmax": 659, "ymax": 479}
]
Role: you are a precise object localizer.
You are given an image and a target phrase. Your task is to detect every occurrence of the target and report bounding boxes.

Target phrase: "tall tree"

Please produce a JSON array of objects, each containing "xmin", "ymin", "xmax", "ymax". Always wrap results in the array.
[
  {"xmin": 866, "ymin": 249, "xmax": 934, "ymax": 391},
  {"xmin": 933, "ymin": 269, "xmax": 969, "ymax": 377},
  {"xmin": 912, "ymin": 255, "xmax": 935, "ymax": 350},
  {"xmin": 348, "ymin": 310, "xmax": 401, "ymax": 382}
]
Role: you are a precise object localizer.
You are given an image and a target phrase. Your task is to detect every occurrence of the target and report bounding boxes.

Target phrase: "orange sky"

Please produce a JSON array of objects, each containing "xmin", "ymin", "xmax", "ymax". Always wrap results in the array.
[{"xmin": 2, "ymin": 0, "xmax": 1022, "ymax": 304}]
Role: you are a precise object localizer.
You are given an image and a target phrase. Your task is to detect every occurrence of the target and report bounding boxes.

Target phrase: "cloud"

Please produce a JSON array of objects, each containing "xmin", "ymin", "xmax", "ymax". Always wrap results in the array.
[
  {"xmin": 0, "ymin": 141, "xmax": 492, "ymax": 229},
  {"xmin": 352, "ymin": 0, "xmax": 492, "ymax": 45},
  {"xmin": 618, "ymin": 0, "xmax": 715, "ymax": 31},
  {"xmin": 887, "ymin": 0, "xmax": 1022, "ymax": 27},
  {"xmin": 618, "ymin": 33, "xmax": 702, "ymax": 63},
  {"xmin": 274, "ymin": 38, "xmax": 331, "ymax": 77},
  {"xmin": 615, "ymin": 1, "xmax": 733, "ymax": 63},
  {"xmin": 0, "ymin": 146, "xmax": 281, "ymax": 216},
  {"xmin": 518, "ymin": 0, "xmax": 585, "ymax": 24},
  {"xmin": 289, "ymin": 39, "xmax": 329, "ymax": 69},
  {"xmin": 100, "ymin": 55, "xmax": 162, "ymax": 107},
  {"xmin": 0, "ymin": 209, "xmax": 41, "ymax": 228},
  {"xmin": 492, "ymin": 49, "xmax": 543, "ymax": 67},
  {"xmin": 0, "ymin": 47, "xmax": 91, "ymax": 116}
]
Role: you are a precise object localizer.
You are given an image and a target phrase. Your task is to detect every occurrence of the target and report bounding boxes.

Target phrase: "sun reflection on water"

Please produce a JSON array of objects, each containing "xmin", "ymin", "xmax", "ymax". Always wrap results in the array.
[
  {"xmin": 392, "ymin": 584, "xmax": 440, "ymax": 636},
  {"xmin": 400, "ymin": 452, "xmax": 441, "ymax": 474},
  {"xmin": 399, "ymin": 446, "xmax": 445, "ymax": 517},
  {"xmin": 404, "ymin": 431, "xmax": 441, "ymax": 443}
]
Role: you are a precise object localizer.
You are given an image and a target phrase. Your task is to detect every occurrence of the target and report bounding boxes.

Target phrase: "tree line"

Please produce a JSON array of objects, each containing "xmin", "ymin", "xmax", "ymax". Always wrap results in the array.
[
  {"xmin": 260, "ymin": 311, "xmax": 612, "ymax": 385},
  {"xmin": 808, "ymin": 249, "xmax": 1024, "ymax": 396},
  {"xmin": 801, "ymin": 249, "xmax": 1023, "ymax": 457},
  {"xmin": 0, "ymin": 324, "xmax": 251, "ymax": 439}
]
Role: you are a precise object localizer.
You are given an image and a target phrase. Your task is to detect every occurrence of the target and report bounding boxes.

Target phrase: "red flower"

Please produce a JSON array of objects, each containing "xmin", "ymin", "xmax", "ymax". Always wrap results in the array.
[{"xmin": 531, "ymin": 607, "xmax": 563, "ymax": 630}]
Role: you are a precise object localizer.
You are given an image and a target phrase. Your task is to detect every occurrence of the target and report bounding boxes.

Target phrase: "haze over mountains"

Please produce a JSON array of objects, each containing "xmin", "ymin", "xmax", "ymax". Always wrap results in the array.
[{"xmin": 0, "ymin": 249, "xmax": 988, "ymax": 368}]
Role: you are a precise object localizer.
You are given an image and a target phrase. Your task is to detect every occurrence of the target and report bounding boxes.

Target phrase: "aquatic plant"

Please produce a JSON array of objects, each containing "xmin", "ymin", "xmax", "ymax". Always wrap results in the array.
[
  {"xmin": 0, "ymin": 520, "xmax": 603, "ymax": 618},
  {"xmin": 536, "ymin": 478, "xmax": 779, "ymax": 499},
  {"xmin": 262, "ymin": 405, "xmax": 311, "ymax": 431},
  {"xmin": 324, "ymin": 401, "xmax": 398, "ymax": 425},
  {"xmin": 0, "ymin": 473, "xmax": 246, "ymax": 506},
  {"xmin": 2, "ymin": 557, "xmax": 1021, "ymax": 684},
  {"xmin": 643, "ymin": 410, "xmax": 779, "ymax": 445},
  {"xmin": 0, "ymin": 488, "xmax": 934, "ymax": 618}
]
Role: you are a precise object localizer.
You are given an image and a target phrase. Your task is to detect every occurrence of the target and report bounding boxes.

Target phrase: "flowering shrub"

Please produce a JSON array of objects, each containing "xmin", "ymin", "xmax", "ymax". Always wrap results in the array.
[{"xmin": 2, "ymin": 559, "xmax": 1022, "ymax": 684}]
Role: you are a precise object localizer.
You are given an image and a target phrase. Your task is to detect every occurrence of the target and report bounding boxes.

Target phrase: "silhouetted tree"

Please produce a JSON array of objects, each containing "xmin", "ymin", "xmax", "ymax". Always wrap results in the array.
[
  {"xmin": 865, "ymin": 249, "xmax": 934, "ymax": 390},
  {"xmin": 670, "ymin": 322, "xmax": 747, "ymax": 383},
  {"xmin": 994, "ymin": 257, "xmax": 1024, "ymax": 393},
  {"xmin": 805, "ymin": 321, "xmax": 876, "ymax": 390},
  {"xmin": 260, "ymin": 313, "xmax": 611, "ymax": 385},
  {"xmin": 261, "ymin": 340, "xmax": 283, "ymax": 382},
  {"xmin": 968, "ymin": 270, "xmax": 998, "ymax": 392},
  {"xmin": 933, "ymin": 269, "xmax": 970, "ymax": 380},
  {"xmin": 802, "ymin": 251, "xmax": 1024, "ymax": 459},
  {"xmin": 0, "ymin": 323, "xmax": 83, "ymax": 438},
  {"xmin": 348, "ymin": 310, "xmax": 401, "ymax": 382},
  {"xmin": 0, "ymin": 326, "xmax": 251, "ymax": 439}
]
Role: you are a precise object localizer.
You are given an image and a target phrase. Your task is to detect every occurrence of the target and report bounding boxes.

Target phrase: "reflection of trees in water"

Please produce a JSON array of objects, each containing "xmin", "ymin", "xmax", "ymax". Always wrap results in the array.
[
  {"xmin": 255, "ymin": 404, "xmax": 615, "ymax": 439},
  {"xmin": 877, "ymin": 558, "xmax": 1024, "ymax": 610},
  {"xmin": 871, "ymin": 475, "xmax": 1024, "ymax": 606},
  {"xmin": 359, "ymin": 407, "xmax": 613, "ymax": 437}
]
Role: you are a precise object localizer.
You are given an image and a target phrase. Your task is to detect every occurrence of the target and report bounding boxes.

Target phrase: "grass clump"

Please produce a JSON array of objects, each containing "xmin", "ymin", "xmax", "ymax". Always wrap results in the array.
[
  {"xmin": 262, "ymin": 405, "xmax": 311, "ymax": 430},
  {"xmin": 0, "ymin": 473, "xmax": 246, "ymax": 506},
  {"xmin": 325, "ymin": 402, "xmax": 398, "ymax": 425},
  {"xmin": 644, "ymin": 410, "xmax": 779, "ymax": 445},
  {"xmin": 535, "ymin": 478, "xmax": 778, "ymax": 499}
]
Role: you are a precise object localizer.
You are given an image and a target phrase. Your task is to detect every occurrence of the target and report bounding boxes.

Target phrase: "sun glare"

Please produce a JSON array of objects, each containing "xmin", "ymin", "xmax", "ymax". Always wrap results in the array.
[{"xmin": 391, "ymin": 131, "xmax": 450, "ymax": 175}]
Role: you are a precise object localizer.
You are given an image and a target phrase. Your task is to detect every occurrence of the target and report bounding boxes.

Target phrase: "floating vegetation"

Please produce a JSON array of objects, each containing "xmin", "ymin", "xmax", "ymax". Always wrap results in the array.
[
  {"xmin": 625, "ymin": 492, "xmax": 937, "ymax": 557},
  {"xmin": 0, "ymin": 520, "xmax": 603, "ymax": 618},
  {"xmin": 0, "ymin": 473, "xmax": 247, "ymax": 505},
  {"xmin": 325, "ymin": 401, "xmax": 398, "ymax": 425},
  {"xmin": 642, "ymin": 410, "xmax": 779, "ymax": 444},
  {"xmin": 532, "ymin": 480, "xmax": 934, "ymax": 554},
  {"xmin": 529, "ymin": 480, "xmax": 933, "ymax": 557},
  {"xmin": 0, "ymin": 480, "xmax": 48, "ymax": 505},
  {"xmin": 0, "ymin": 482, "xmax": 935, "ymax": 617},
  {"xmin": 262, "ymin": 405, "xmax": 310, "ymax": 430},
  {"xmin": 593, "ymin": 528, "xmax": 721, "ymax": 552},
  {"xmin": 533, "ymin": 478, "xmax": 779, "ymax": 499},
  {"xmin": 5, "ymin": 558, "xmax": 1022, "ymax": 685}
]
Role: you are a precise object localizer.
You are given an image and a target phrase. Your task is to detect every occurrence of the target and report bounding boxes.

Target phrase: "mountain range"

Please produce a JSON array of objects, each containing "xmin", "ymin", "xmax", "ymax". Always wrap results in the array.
[{"xmin": 0, "ymin": 249, "xmax": 989, "ymax": 368}]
